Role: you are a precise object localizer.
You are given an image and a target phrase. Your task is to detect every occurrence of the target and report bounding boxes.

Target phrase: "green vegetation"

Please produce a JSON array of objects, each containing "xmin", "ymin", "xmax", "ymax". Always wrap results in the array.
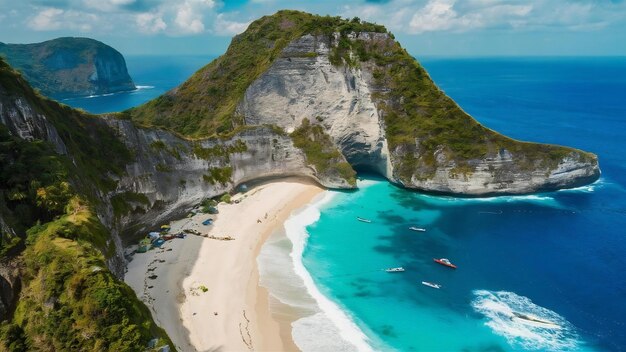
[
  {"xmin": 203, "ymin": 167, "xmax": 233, "ymax": 186},
  {"xmin": 193, "ymin": 140, "xmax": 247, "ymax": 160},
  {"xmin": 150, "ymin": 140, "xmax": 183, "ymax": 160},
  {"xmin": 321, "ymin": 27, "xmax": 595, "ymax": 179},
  {"xmin": 199, "ymin": 198, "xmax": 218, "ymax": 213},
  {"xmin": 6, "ymin": 198, "xmax": 171, "ymax": 351},
  {"xmin": 0, "ymin": 58, "xmax": 132, "ymax": 194},
  {"xmin": 155, "ymin": 163, "xmax": 172, "ymax": 172},
  {"xmin": 0, "ymin": 124, "xmax": 69, "ymax": 256},
  {"xmin": 291, "ymin": 119, "xmax": 356, "ymax": 186},
  {"xmin": 220, "ymin": 193, "xmax": 232, "ymax": 204},
  {"xmin": 128, "ymin": 11, "xmax": 386, "ymax": 139},
  {"xmin": 0, "ymin": 57, "xmax": 172, "ymax": 350}
]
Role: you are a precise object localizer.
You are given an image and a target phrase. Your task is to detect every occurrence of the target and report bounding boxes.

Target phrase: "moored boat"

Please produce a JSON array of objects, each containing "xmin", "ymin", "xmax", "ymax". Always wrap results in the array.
[
  {"xmin": 385, "ymin": 267, "xmax": 405, "ymax": 272},
  {"xmin": 357, "ymin": 217, "xmax": 372, "ymax": 223},
  {"xmin": 433, "ymin": 258, "xmax": 457, "ymax": 269},
  {"xmin": 409, "ymin": 226, "xmax": 426, "ymax": 232},
  {"xmin": 421, "ymin": 281, "xmax": 442, "ymax": 289}
]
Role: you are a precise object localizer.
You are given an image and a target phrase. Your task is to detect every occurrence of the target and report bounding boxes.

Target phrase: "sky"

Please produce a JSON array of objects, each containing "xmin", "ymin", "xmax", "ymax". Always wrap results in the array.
[{"xmin": 1, "ymin": 0, "xmax": 625, "ymax": 57}]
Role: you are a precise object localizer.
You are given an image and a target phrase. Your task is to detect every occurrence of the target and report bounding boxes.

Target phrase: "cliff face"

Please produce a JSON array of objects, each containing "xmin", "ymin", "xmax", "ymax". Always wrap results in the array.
[
  {"xmin": 238, "ymin": 33, "xmax": 392, "ymax": 177},
  {"xmin": 128, "ymin": 11, "xmax": 599, "ymax": 196},
  {"xmin": 233, "ymin": 29, "xmax": 599, "ymax": 195},
  {"xmin": 0, "ymin": 37, "xmax": 135, "ymax": 98},
  {"xmin": 101, "ymin": 117, "xmax": 342, "ymax": 238}
]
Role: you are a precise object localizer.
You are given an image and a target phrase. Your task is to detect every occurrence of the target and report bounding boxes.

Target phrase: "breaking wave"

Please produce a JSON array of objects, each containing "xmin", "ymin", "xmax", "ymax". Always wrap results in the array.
[{"xmin": 472, "ymin": 290, "xmax": 582, "ymax": 351}]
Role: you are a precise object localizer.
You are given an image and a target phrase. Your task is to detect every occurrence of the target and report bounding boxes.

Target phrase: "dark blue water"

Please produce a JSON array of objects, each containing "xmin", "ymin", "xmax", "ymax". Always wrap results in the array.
[
  {"xmin": 61, "ymin": 55, "xmax": 213, "ymax": 113},
  {"xmin": 300, "ymin": 58, "xmax": 626, "ymax": 351}
]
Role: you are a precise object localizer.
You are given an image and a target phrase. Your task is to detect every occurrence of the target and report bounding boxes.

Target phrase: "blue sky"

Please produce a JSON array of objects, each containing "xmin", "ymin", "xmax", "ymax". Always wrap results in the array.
[{"xmin": 0, "ymin": 0, "xmax": 625, "ymax": 57}]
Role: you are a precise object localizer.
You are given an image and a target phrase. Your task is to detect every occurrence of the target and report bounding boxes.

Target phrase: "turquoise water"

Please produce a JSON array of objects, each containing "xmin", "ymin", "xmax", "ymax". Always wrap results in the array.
[{"xmin": 300, "ymin": 58, "xmax": 626, "ymax": 351}]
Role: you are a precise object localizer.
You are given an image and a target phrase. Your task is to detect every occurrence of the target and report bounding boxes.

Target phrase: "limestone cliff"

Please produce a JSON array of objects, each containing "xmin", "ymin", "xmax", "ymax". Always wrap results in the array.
[
  {"xmin": 0, "ymin": 37, "xmax": 135, "ymax": 98},
  {"xmin": 130, "ymin": 11, "xmax": 600, "ymax": 196}
]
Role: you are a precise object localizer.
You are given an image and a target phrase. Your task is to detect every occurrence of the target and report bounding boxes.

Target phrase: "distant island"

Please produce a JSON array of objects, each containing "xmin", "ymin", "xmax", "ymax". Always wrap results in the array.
[{"xmin": 0, "ymin": 37, "xmax": 135, "ymax": 99}]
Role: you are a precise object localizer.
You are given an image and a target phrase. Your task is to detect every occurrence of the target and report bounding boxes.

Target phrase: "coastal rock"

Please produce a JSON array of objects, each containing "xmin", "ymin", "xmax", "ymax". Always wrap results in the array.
[
  {"xmin": 238, "ymin": 34, "xmax": 391, "ymax": 177},
  {"xmin": 101, "ymin": 117, "xmax": 330, "ymax": 239},
  {"xmin": 0, "ymin": 37, "xmax": 135, "ymax": 98}
]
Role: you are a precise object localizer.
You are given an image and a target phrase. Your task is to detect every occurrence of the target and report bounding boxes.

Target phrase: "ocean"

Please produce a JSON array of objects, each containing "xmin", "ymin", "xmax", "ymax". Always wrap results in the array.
[
  {"xmin": 60, "ymin": 55, "xmax": 213, "ymax": 114},
  {"xmin": 261, "ymin": 57, "xmax": 626, "ymax": 352},
  {"xmin": 62, "ymin": 56, "xmax": 626, "ymax": 351}
]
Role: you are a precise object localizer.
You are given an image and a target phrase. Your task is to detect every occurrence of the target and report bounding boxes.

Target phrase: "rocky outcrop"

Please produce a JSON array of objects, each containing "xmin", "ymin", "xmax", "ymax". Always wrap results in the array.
[
  {"xmin": 237, "ymin": 31, "xmax": 599, "ymax": 195},
  {"xmin": 0, "ymin": 95, "xmax": 68, "ymax": 154},
  {"xmin": 399, "ymin": 148, "xmax": 599, "ymax": 195},
  {"xmin": 238, "ymin": 34, "xmax": 392, "ymax": 177},
  {"xmin": 101, "ymin": 117, "xmax": 330, "ymax": 240},
  {"xmin": 0, "ymin": 256, "xmax": 20, "ymax": 322},
  {"xmin": 0, "ymin": 37, "xmax": 135, "ymax": 98}
]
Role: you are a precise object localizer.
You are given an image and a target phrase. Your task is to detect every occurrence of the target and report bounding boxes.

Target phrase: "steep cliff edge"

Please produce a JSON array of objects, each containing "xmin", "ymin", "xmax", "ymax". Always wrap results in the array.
[
  {"xmin": 0, "ymin": 58, "xmax": 172, "ymax": 350},
  {"xmin": 130, "ymin": 10, "xmax": 599, "ymax": 195},
  {"xmin": 0, "ymin": 37, "xmax": 135, "ymax": 99}
]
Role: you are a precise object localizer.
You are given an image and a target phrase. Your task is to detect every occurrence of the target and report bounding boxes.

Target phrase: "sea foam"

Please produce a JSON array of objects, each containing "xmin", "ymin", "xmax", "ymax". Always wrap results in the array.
[
  {"xmin": 472, "ymin": 290, "xmax": 582, "ymax": 351},
  {"xmin": 284, "ymin": 191, "xmax": 374, "ymax": 352}
]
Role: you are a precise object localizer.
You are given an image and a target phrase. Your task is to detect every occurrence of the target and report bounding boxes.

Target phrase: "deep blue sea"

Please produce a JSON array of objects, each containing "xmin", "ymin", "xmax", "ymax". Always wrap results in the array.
[
  {"xmin": 60, "ymin": 55, "xmax": 213, "ymax": 114},
  {"xmin": 60, "ymin": 56, "xmax": 626, "ymax": 351},
  {"xmin": 298, "ymin": 57, "xmax": 626, "ymax": 352}
]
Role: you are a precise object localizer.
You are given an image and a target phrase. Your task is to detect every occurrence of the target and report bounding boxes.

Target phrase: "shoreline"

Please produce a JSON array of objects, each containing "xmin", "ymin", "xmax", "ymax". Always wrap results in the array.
[{"xmin": 124, "ymin": 179, "xmax": 323, "ymax": 351}]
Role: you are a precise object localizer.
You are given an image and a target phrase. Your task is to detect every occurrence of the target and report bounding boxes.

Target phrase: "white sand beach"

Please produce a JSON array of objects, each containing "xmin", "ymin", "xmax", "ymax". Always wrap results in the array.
[{"xmin": 125, "ymin": 179, "xmax": 323, "ymax": 351}]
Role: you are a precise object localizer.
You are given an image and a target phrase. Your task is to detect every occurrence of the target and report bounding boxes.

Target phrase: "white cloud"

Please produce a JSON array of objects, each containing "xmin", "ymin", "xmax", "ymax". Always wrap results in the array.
[
  {"xmin": 409, "ymin": 0, "xmax": 458, "ymax": 33},
  {"xmin": 407, "ymin": 0, "xmax": 532, "ymax": 33},
  {"xmin": 171, "ymin": 0, "xmax": 216, "ymax": 34},
  {"xmin": 213, "ymin": 13, "xmax": 250, "ymax": 35},
  {"xmin": 29, "ymin": 8, "xmax": 64, "ymax": 30},
  {"xmin": 28, "ymin": 7, "xmax": 97, "ymax": 32},
  {"xmin": 136, "ymin": 12, "xmax": 167, "ymax": 34},
  {"xmin": 343, "ymin": 0, "xmax": 623, "ymax": 34}
]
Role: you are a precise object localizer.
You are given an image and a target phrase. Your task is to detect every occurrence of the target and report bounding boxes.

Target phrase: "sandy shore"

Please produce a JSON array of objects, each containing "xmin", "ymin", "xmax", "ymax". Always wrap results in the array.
[{"xmin": 125, "ymin": 179, "xmax": 323, "ymax": 351}]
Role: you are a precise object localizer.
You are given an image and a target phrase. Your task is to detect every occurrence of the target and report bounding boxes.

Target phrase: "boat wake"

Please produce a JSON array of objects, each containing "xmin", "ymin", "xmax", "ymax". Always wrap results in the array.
[
  {"xmin": 472, "ymin": 290, "xmax": 581, "ymax": 351},
  {"xmin": 135, "ymin": 85, "xmax": 155, "ymax": 90}
]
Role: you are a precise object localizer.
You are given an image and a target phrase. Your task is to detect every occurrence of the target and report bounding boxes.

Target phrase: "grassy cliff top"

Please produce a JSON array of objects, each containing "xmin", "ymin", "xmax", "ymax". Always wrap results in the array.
[{"xmin": 128, "ymin": 10, "xmax": 386, "ymax": 138}]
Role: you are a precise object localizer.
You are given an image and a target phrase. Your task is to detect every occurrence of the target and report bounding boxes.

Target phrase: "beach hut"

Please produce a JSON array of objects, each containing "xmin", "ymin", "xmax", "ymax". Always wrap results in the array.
[
  {"xmin": 153, "ymin": 238, "xmax": 165, "ymax": 247},
  {"xmin": 137, "ymin": 239, "xmax": 151, "ymax": 253},
  {"xmin": 148, "ymin": 232, "xmax": 160, "ymax": 241}
]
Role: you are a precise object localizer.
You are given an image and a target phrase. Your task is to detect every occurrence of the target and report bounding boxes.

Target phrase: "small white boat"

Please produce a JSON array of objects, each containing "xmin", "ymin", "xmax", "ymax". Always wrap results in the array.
[
  {"xmin": 512, "ymin": 312, "xmax": 561, "ymax": 329},
  {"xmin": 409, "ymin": 226, "xmax": 426, "ymax": 232},
  {"xmin": 421, "ymin": 281, "xmax": 442, "ymax": 289},
  {"xmin": 356, "ymin": 217, "xmax": 372, "ymax": 223},
  {"xmin": 385, "ymin": 267, "xmax": 405, "ymax": 272}
]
